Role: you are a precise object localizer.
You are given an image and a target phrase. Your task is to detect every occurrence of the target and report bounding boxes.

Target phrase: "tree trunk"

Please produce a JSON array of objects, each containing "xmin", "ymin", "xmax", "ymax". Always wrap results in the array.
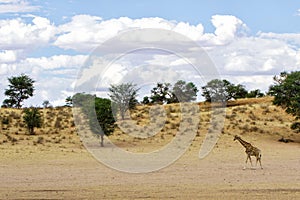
[{"xmin": 100, "ymin": 134, "xmax": 104, "ymax": 147}]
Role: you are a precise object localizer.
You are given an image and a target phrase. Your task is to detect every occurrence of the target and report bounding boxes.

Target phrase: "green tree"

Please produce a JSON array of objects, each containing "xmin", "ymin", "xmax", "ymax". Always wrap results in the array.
[
  {"xmin": 268, "ymin": 71, "xmax": 300, "ymax": 132},
  {"xmin": 171, "ymin": 80, "xmax": 199, "ymax": 103},
  {"xmin": 3, "ymin": 74, "xmax": 35, "ymax": 108},
  {"xmin": 23, "ymin": 107, "xmax": 42, "ymax": 135},
  {"xmin": 65, "ymin": 96, "xmax": 73, "ymax": 107},
  {"xmin": 108, "ymin": 83, "xmax": 139, "ymax": 120},
  {"xmin": 150, "ymin": 82, "xmax": 172, "ymax": 104},
  {"xmin": 246, "ymin": 89, "xmax": 265, "ymax": 98},
  {"xmin": 73, "ymin": 93, "xmax": 115, "ymax": 146},
  {"xmin": 202, "ymin": 79, "xmax": 248, "ymax": 103},
  {"xmin": 141, "ymin": 96, "xmax": 150, "ymax": 105},
  {"xmin": 94, "ymin": 97, "xmax": 115, "ymax": 146},
  {"xmin": 202, "ymin": 79, "xmax": 231, "ymax": 103},
  {"xmin": 229, "ymin": 84, "xmax": 248, "ymax": 99},
  {"xmin": 42, "ymin": 100, "xmax": 52, "ymax": 108}
]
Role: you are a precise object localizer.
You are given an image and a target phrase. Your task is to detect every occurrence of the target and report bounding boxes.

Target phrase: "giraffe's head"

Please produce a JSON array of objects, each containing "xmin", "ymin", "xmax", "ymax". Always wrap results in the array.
[{"xmin": 233, "ymin": 135, "xmax": 240, "ymax": 141}]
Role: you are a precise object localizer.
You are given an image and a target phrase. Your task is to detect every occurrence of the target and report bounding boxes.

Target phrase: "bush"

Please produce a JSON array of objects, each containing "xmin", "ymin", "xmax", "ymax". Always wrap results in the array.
[
  {"xmin": 23, "ymin": 107, "xmax": 42, "ymax": 135},
  {"xmin": 1, "ymin": 117, "xmax": 9, "ymax": 125}
]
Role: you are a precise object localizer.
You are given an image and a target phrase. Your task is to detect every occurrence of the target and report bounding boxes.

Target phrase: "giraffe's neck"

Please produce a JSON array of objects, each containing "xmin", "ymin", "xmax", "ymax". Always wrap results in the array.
[{"xmin": 237, "ymin": 137, "xmax": 251, "ymax": 149}]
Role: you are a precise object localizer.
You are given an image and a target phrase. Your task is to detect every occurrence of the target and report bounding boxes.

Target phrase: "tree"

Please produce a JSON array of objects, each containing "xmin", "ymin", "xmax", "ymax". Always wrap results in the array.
[
  {"xmin": 150, "ymin": 82, "xmax": 172, "ymax": 104},
  {"xmin": 42, "ymin": 100, "xmax": 52, "ymax": 108},
  {"xmin": 202, "ymin": 79, "xmax": 231, "ymax": 103},
  {"xmin": 2, "ymin": 98, "xmax": 16, "ymax": 108},
  {"xmin": 3, "ymin": 74, "xmax": 35, "ymax": 108},
  {"xmin": 73, "ymin": 93, "xmax": 115, "ymax": 146},
  {"xmin": 23, "ymin": 107, "xmax": 42, "ymax": 135},
  {"xmin": 268, "ymin": 71, "xmax": 300, "ymax": 132},
  {"xmin": 229, "ymin": 84, "xmax": 248, "ymax": 99},
  {"xmin": 108, "ymin": 83, "xmax": 139, "ymax": 120},
  {"xmin": 65, "ymin": 96, "xmax": 73, "ymax": 107},
  {"xmin": 202, "ymin": 79, "xmax": 248, "ymax": 103},
  {"xmin": 94, "ymin": 97, "xmax": 116, "ymax": 146},
  {"xmin": 246, "ymin": 89, "xmax": 265, "ymax": 98},
  {"xmin": 171, "ymin": 80, "xmax": 199, "ymax": 103},
  {"xmin": 141, "ymin": 96, "xmax": 150, "ymax": 105}
]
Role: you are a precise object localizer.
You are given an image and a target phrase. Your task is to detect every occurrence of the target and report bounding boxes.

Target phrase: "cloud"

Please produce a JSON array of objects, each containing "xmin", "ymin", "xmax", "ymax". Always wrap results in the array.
[
  {"xmin": 200, "ymin": 15, "xmax": 248, "ymax": 46},
  {"xmin": 29, "ymin": 77, "xmax": 75, "ymax": 107},
  {"xmin": 0, "ymin": 0, "xmax": 39, "ymax": 13},
  {"xmin": 24, "ymin": 55, "xmax": 87, "ymax": 70},
  {"xmin": 0, "ymin": 54, "xmax": 86, "ymax": 75},
  {"xmin": 0, "ymin": 54, "xmax": 87, "ymax": 106},
  {"xmin": 222, "ymin": 75, "xmax": 274, "ymax": 93},
  {"xmin": 0, "ymin": 16, "xmax": 56, "ymax": 58},
  {"xmin": 0, "ymin": 50, "xmax": 18, "ymax": 63},
  {"xmin": 258, "ymin": 32, "xmax": 300, "ymax": 47},
  {"xmin": 54, "ymin": 15, "xmax": 112, "ymax": 52},
  {"xmin": 53, "ymin": 15, "xmax": 250, "ymax": 53},
  {"xmin": 208, "ymin": 36, "xmax": 300, "ymax": 76},
  {"xmin": 0, "ymin": 14, "xmax": 300, "ymax": 105},
  {"xmin": 55, "ymin": 16, "xmax": 206, "ymax": 52}
]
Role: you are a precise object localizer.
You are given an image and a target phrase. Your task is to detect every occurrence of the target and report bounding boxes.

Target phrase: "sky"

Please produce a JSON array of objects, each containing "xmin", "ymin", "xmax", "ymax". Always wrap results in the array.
[{"xmin": 0, "ymin": 0, "xmax": 300, "ymax": 106}]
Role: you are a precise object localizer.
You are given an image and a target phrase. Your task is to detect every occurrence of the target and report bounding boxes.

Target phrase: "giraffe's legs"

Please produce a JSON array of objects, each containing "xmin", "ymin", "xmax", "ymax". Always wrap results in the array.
[
  {"xmin": 258, "ymin": 157, "xmax": 263, "ymax": 169},
  {"xmin": 244, "ymin": 155, "xmax": 250, "ymax": 170},
  {"xmin": 255, "ymin": 155, "xmax": 263, "ymax": 169},
  {"xmin": 243, "ymin": 156, "xmax": 247, "ymax": 170},
  {"xmin": 249, "ymin": 156, "xmax": 253, "ymax": 168}
]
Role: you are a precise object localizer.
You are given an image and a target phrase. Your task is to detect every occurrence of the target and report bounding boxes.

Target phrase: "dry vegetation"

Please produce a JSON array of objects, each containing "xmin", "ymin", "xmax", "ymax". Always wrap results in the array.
[
  {"xmin": 110, "ymin": 96, "xmax": 298, "ymax": 152},
  {"xmin": 0, "ymin": 97, "xmax": 297, "ymax": 150},
  {"xmin": 0, "ymin": 107, "xmax": 81, "ymax": 150},
  {"xmin": 0, "ymin": 97, "xmax": 299, "ymax": 199}
]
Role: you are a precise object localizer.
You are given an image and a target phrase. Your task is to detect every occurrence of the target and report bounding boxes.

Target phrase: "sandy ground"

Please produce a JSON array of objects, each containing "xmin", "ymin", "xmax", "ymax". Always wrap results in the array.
[{"xmin": 0, "ymin": 134, "xmax": 299, "ymax": 199}]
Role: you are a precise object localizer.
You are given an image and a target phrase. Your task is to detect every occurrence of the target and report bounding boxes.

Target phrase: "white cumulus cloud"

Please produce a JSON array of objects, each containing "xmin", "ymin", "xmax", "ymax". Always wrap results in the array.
[
  {"xmin": 0, "ymin": 16, "xmax": 56, "ymax": 55},
  {"xmin": 55, "ymin": 16, "xmax": 206, "ymax": 52},
  {"xmin": 0, "ymin": 14, "xmax": 300, "ymax": 105},
  {"xmin": 0, "ymin": 0, "xmax": 39, "ymax": 13}
]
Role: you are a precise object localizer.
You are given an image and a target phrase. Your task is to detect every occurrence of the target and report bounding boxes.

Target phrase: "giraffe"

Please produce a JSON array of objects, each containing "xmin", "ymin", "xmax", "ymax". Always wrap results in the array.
[{"xmin": 233, "ymin": 135, "xmax": 263, "ymax": 170}]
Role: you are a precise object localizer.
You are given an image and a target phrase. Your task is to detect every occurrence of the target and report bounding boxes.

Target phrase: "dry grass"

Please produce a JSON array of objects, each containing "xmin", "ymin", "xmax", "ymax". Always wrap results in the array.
[
  {"xmin": 0, "ymin": 107, "xmax": 81, "ymax": 150},
  {"xmin": 109, "ymin": 97, "xmax": 298, "ymax": 152},
  {"xmin": 0, "ymin": 97, "xmax": 300, "ymax": 199},
  {"xmin": 0, "ymin": 97, "xmax": 298, "ymax": 151}
]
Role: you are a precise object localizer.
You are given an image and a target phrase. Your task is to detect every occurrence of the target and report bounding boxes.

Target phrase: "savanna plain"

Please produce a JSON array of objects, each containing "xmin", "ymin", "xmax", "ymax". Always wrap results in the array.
[{"xmin": 0, "ymin": 97, "xmax": 299, "ymax": 199}]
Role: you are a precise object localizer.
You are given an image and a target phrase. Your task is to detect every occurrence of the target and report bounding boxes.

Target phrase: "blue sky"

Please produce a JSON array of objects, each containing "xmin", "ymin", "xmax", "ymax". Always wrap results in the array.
[
  {"xmin": 34, "ymin": 0, "xmax": 300, "ymax": 33},
  {"xmin": 0, "ymin": 0, "xmax": 300, "ymax": 106},
  {"xmin": 3, "ymin": 1, "xmax": 300, "ymax": 33}
]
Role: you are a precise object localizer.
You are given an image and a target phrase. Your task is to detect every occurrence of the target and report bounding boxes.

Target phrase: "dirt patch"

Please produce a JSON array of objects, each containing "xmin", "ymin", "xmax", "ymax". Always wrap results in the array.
[
  {"xmin": 0, "ymin": 134, "xmax": 299, "ymax": 199},
  {"xmin": 0, "ymin": 98, "xmax": 300, "ymax": 199}
]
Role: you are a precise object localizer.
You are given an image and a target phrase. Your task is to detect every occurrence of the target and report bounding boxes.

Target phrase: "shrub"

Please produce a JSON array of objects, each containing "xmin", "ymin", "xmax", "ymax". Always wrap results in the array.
[
  {"xmin": 36, "ymin": 136, "xmax": 44, "ymax": 144},
  {"xmin": 1, "ymin": 117, "xmax": 9, "ymax": 125},
  {"xmin": 23, "ymin": 107, "xmax": 42, "ymax": 135}
]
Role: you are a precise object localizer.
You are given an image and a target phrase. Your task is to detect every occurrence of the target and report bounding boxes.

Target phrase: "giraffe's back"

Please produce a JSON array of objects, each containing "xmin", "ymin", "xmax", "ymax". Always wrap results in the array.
[{"xmin": 246, "ymin": 146, "xmax": 261, "ymax": 157}]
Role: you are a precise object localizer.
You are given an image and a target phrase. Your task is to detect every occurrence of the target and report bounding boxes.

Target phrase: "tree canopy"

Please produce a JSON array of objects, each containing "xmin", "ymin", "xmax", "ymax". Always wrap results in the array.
[
  {"xmin": 201, "ymin": 79, "xmax": 248, "ymax": 103},
  {"xmin": 146, "ymin": 80, "xmax": 199, "ymax": 104},
  {"xmin": 150, "ymin": 82, "xmax": 172, "ymax": 104},
  {"xmin": 73, "ymin": 93, "xmax": 115, "ymax": 146},
  {"xmin": 246, "ymin": 89, "xmax": 265, "ymax": 98},
  {"xmin": 3, "ymin": 74, "xmax": 35, "ymax": 108},
  {"xmin": 171, "ymin": 80, "xmax": 199, "ymax": 103},
  {"xmin": 108, "ymin": 83, "xmax": 139, "ymax": 120},
  {"xmin": 268, "ymin": 71, "xmax": 300, "ymax": 132}
]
